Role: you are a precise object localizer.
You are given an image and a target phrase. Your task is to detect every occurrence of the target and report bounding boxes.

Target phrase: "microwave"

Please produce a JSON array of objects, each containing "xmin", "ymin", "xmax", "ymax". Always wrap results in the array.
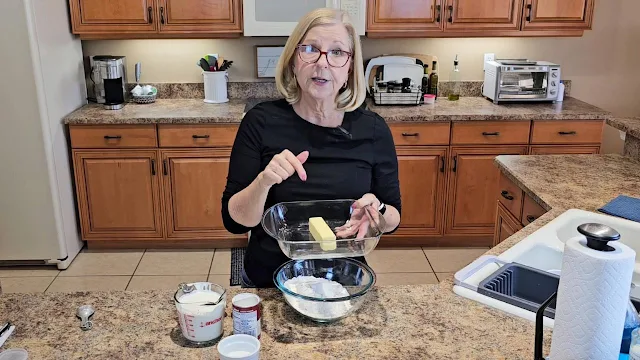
[
  {"xmin": 483, "ymin": 60, "xmax": 561, "ymax": 104},
  {"xmin": 243, "ymin": 0, "xmax": 366, "ymax": 37}
]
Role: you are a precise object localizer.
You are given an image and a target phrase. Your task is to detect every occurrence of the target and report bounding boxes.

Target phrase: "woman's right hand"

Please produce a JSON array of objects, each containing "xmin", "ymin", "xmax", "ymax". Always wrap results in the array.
[{"xmin": 258, "ymin": 150, "xmax": 309, "ymax": 188}]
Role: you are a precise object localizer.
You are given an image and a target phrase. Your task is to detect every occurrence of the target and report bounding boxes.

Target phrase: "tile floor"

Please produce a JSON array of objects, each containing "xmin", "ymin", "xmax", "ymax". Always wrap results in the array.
[{"xmin": 0, "ymin": 247, "xmax": 489, "ymax": 294}]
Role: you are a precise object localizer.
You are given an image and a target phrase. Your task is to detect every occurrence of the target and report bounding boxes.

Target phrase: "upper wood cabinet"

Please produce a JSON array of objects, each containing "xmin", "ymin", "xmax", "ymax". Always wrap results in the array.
[
  {"xmin": 366, "ymin": 0, "xmax": 595, "ymax": 37},
  {"xmin": 68, "ymin": 0, "xmax": 242, "ymax": 38},
  {"xmin": 69, "ymin": 0, "xmax": 158, "ymax": 34},
  {"xmin": 444, "ymin": 0, "xmax": 524, "ymax": 31},
  {"xmin": 158, "ymin": 0, "xmax": 242, "ymax": 34},
  {"xmin": 521, "ymin": 0, "xmax": 595, "ymax": 30},
  {"xmin": 367, "ymin": 0, "xmax": 443, "ymax": 37}
]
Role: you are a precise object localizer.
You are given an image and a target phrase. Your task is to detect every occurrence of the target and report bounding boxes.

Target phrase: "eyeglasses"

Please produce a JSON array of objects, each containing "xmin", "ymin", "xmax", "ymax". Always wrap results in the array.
[{"xmin": 296, "ymin": 44, "xmax": 352, "ymax": 68}]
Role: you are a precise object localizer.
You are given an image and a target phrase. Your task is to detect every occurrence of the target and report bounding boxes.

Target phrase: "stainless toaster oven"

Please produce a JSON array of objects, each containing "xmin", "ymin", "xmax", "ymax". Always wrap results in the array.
[{"xmin": 483, "ymin": 60, "xmax": 561, "ymax": 104}]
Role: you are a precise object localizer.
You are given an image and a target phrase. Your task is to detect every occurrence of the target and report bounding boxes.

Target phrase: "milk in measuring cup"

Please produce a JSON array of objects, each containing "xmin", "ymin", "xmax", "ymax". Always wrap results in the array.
[{"xmin": 175, "ymin": 287, "xmax": 226, "ymax": 343}]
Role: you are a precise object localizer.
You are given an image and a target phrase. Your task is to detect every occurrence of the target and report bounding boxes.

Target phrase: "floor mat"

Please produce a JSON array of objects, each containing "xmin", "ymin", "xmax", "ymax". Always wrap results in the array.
[{"xmin": 230, "ymin": 247, "xmax": 246, "ymax": 286}]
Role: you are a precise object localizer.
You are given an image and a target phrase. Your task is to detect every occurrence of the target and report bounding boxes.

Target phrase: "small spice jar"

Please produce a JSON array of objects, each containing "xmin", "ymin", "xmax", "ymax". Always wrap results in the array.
[{"xmin": 423, "ymin": 94, "xmax": 436, "ymax": 105}]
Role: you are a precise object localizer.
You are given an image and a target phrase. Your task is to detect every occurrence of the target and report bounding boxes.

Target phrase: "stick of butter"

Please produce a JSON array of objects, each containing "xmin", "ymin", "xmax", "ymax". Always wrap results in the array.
[{"xmin": 309, "ymin": 217, "xmax": 337, "ymax": 251}]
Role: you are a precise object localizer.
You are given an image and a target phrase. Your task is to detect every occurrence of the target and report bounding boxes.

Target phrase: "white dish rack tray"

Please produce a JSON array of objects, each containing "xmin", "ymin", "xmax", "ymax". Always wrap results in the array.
[{"xmin": 372, "ymin": 91, "xmax": 422, "ymax": 106}]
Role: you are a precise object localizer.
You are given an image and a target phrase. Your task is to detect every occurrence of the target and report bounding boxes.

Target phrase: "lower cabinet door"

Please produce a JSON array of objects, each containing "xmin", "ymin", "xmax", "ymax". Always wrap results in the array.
[
  {"xmin": 493, "ymin": 201, "xmax": 523, "ymax": 246},
  {"xmin": 73, "ymin": 150, "xmax": 164, "ymax": 240},
  {"xmin": 161, "ymin": 149, "xmax": 245, "ymax": 240},
  {"xmin": 445, "ymin": 146, "xmax": 528, "ymax": 235},
  {"xmin": 394, "ymin": 147, "xmax": 448, "ymax": 237}
]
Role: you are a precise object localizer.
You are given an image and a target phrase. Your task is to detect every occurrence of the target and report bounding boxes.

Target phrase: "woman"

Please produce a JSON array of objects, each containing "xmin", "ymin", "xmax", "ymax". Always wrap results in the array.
[{"xmin": 221, "ymin": 8, "xmax": 401, "ymax": 288}]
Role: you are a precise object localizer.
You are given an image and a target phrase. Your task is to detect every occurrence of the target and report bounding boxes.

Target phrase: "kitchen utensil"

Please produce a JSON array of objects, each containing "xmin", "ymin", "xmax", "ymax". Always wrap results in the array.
[
  {"xmin": 198, "ymin": 58, "xmax": 211, "ymax": 72},
  {"xmin": 217, "ymin": 334, "xmax": 260, "ymax": 360},
  {"xmin": 261, "ymin": 199, "xmax": 386, "ymax": 260},
  {"xmin": 0, "ymin": 349, "xmax": 28, "ymax": 360},
  {"xmin": 219, "ymin": 60, "xmax": 233, "ymax": 71},
  {"xmin": 273, "ymin": 258, "xmax": 375, "ymax": 323},
  {"xmin": 217, "ymin": 56, "xmax": 224, "ymax": 69},
  {"xmin": 174, "ymin": 282, "xmax": 227, "ymax": 343},
  {"xmin": 76, "ymin": 305, "xmax": 95, "ymax": 331},
  {"xmin": 135, "ymin": 62, "xmax": 141, "ymax": 85}
]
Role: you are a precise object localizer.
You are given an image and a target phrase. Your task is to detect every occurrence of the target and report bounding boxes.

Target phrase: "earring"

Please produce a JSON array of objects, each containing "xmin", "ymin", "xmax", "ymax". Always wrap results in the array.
[{"xmin": 342, "ymin": 82, "xmax": 348, "ymax": 89}]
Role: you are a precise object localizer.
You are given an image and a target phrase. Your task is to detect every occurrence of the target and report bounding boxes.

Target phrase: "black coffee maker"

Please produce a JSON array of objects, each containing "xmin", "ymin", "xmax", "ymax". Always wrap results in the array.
[{"xmin": 90, "ymin": 55, "xmax": 127, "ymax": 110}]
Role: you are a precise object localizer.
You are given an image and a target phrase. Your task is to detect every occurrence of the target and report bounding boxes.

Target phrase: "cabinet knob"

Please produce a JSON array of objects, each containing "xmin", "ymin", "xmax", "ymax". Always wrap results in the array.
[
  {"xmin": 482, "ymin": 132, "xmax": 500, "ymax": 136},
  {"xmin": 104, "ymin": 135, "xmax": 122, "ymax": 140},
  {"xmin": 501, "ymin": 190, "xmax": 514, "ymax": 201},
  {"xmin": 401, "ymin": 132, "xmax": 419, "ymax": 137},
  {"xmin": 527, "ymin": 215, "xmax": 536, "ymax": 223},
  {"xmin": 558, "ymin": 131, "xmax": 577, "ymax": 135},
  {"xmin": 192, "ymin": 134, "xmax": 210, "ymax": 139}
]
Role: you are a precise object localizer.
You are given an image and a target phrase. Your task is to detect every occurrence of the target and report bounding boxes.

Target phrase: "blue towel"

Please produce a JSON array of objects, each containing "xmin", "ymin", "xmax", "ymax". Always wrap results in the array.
[{"xmin": 598, "ymin": 195, "xmax": 640, "ymax": 223}]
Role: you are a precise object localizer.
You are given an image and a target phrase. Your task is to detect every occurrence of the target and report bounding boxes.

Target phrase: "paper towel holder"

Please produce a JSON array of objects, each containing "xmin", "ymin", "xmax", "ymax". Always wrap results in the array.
[
  {"xmin": 577, "ymin": 223, "xmax": 621, "ymax": 252},
  {"xmin": 535, "ymin": 292, "xmax": 557, "ymax": 360}
]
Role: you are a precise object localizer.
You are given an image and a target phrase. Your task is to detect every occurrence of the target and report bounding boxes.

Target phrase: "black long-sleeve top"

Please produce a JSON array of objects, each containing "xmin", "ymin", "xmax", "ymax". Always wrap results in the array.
[{"xmin": 221, "ymin": 99, "xmax": 401, "ymax": 288}]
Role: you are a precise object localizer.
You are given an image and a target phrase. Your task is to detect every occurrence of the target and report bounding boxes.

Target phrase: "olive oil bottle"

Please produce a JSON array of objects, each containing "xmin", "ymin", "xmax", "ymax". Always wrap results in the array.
[
  {"xmin": 448, "ymin": 55, "xmax": 461, "ymax": 101},
  {"xmin": 428, "ymin": 61, "xmax": 439, "ymax": 99}
]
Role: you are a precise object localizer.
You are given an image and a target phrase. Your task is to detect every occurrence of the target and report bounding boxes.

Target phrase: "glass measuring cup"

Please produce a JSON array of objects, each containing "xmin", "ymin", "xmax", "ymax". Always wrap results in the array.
[{"xmin": 174, "ymin": 282, "xmax": 227, "ymax": 343}]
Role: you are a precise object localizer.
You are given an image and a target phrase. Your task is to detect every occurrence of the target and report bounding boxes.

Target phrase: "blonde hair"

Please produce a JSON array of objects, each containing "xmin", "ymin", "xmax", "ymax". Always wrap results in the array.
[{"xmin": 275, "ymin": 8, "xmax": 366, "ymax": 112}]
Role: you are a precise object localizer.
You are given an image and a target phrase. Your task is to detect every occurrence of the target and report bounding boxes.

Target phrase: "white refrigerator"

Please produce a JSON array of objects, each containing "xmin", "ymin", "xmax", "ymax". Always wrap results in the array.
[{"xmin": 0, "ymin": 0, "xmax": 86, "ymax": 269}]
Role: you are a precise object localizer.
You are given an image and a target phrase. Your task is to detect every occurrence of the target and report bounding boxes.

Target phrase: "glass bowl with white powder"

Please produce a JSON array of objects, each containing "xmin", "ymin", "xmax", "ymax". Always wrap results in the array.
[{"xmin": 273, "ymin": 258, "xmax": 376, "ymax": 323}]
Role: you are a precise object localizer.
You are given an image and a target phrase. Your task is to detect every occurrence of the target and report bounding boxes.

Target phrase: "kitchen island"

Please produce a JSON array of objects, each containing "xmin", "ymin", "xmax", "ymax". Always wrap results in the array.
[
  {"xmin": 2, "ymin": 154, "xmax": 640, "ymax": 359},
  {"xmin": 607, "ymin": 117, "xmax": 640, "ymax": 160}
]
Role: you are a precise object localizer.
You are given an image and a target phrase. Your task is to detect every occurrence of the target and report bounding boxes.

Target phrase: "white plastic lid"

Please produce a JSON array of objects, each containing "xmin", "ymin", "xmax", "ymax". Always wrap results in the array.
[{"xmin": 0, "ymin": 349, "xmax": 29, "ymax": 360}]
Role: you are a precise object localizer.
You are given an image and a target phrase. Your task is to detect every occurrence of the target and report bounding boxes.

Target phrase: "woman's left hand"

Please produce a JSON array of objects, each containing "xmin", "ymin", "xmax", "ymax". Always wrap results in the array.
[{"xmin": 335, "ymin": 194, "xmax": 381, "ymax": 239}]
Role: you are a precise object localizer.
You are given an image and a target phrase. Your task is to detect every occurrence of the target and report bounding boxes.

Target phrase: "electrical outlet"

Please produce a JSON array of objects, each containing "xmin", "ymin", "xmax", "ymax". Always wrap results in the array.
[{"xmin": 484, "ymin": 53, "xmax": 495, "ymax": 71}]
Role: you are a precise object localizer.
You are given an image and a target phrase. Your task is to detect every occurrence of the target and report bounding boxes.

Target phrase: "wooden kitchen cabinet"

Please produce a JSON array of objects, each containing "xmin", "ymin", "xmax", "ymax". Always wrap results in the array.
[
  {"xmin": 160, "ymin": 149, "xmax": 245, "ymax": 240},
  {"xmin": 529, "ymin": 145, "xmax": 600, "ymax": 155},
  {"xmin": 158, "ymin": 0, "xmax": 242, "ymax": 34},
  {"xmin": 367, "ymin": 0, "xmax": 443, "ymax": 37},
  {"xmin": 72, "ymin": 150, "xmax": 164, "ymax": 240},
  {"xmin": 445, "ymin": 146, "xmax": 527, "ymax": 236},
  {"xmin": 68, "ymin": 0, "xmax": 242, "ymax": 38},
  {"xmin": 493, "ymin": 201, "xmax": 523, "ymax": 246},
  {"xmin": 393, "ymin": 147, "xmax": 448, "ymax": 239},
  {"xmin": 444, "ymin": 0, "xmax": 524, "ymax": 31},
  {"xmin": 521, "ymin": 0, "xmax": 595, "ymax": 30}
]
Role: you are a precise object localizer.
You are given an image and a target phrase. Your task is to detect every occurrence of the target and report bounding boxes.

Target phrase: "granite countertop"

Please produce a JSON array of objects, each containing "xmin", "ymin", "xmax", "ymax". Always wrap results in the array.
[
  {"xmin": 488, "ymin": 154, "xmax": 640, "ymax": 256},
  {"xmin": 0, "ymin": 282, "xmax": 549, "ymax": 359},
  {"xmin": 63, "ymin": 97, "xmax": 610, "ymax": 125},
  {"xmin": 607, "ymin": 117, "xmax": 640, "ymax": 139}
]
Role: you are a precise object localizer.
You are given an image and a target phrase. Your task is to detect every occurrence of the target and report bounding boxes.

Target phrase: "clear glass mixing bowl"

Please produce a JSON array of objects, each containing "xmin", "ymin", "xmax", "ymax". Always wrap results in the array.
[
  {"xmin": 273, "ymin": 258, "xmax": 376, "ymax": 323},
  {"xmin": 261, "ymin": 199, "xmax": 386, "ymax": 260}
]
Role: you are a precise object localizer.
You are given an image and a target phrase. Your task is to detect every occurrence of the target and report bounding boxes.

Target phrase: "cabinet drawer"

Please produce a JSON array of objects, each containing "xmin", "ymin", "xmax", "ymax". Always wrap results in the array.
[
  {"xmin": 497, "ymin": 172, "xmax": 524, "ymax": 222},
  {"xmin": 389, "ymin": 123, "xmax": 450, "ymax": 146},
  {"xmin": 69, "ymin": 125, "xmax": 157, "ymax": 148},
  {"xmin": 522, "ymin": 195, "xmax": 546, "ymax": 226},
  {"xmin": 531, "ymin": 120, "xmax": 604, "ymax": 144},
  {"xmin": 158, "ymin": 124, "xmax": 238, "ymax": 147},
  {"xmin": 451, "ymin": 121, "xmax": 530, "ymax": 145}
]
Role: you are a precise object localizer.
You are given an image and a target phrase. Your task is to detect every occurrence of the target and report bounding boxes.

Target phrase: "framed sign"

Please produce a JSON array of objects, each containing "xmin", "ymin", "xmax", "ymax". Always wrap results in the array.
[{"xmin": 256, "ymin": 45, "xmax": 285, "ymax": 78}]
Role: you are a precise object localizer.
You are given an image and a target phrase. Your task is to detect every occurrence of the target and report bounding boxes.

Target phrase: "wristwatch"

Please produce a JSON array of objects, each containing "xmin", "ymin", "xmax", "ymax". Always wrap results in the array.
[{"xmin": 378, "ymin": 202, "xmax": 387, "ymax": 215}]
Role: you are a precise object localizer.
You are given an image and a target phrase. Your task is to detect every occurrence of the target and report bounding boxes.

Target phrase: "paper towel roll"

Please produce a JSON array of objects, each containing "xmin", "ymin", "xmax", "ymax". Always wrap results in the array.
[{"xmin": 550, "ymin": 235, "xmax": 636, "ymax": 360}]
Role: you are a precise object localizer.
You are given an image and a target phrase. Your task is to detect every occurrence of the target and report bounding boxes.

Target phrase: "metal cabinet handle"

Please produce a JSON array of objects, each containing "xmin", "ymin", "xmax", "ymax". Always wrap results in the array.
[
  {"xmin": 526, "ymin": 4, "xmax": 532, "ymax": 22},
  {"xmin": 148, "ymin": 6, "xmax": 153, "ymax": 24},
  {"xmin": 501, "ymin": 190, "xmax": 514, "ymax": 201},
  {"xmin": 558, "ymin": 131, "xmax": 577, "ymax": 135},
  {"xmin": 163, "ymin": 159, "xmax": 168, "ymax": 176},
  {"xmin": 402, "ymin": 132, "xmax": 419, "ymax": 137},
  {"xmin": 151, "ymin": 159, "xmax": 156, "ymax": 176},
  {"xmin": 527, "ymin": 215, "xmax": 536, "ymax": 223},
  {"xmin": 104, "ymin": 135, "xmax": 122, "ymax": 139},
  {"xmin": 452, "ymin": 155, "xmax": 457, "ymax": 172},
  {"xmin": 448, "ymin": 5, "xmax": 453, "ymax": 23},
  {"xmin": 436, "ymin": 5, "xmax": 441, "ymax": 23},
  {"xmin": 192, "ymin": 134, "xmax": 210, "ymax": 139},
  {"xmin": 440, "ymin": 157, "xmax": 445, "ymax": 173},
  {"xmin": 160, "ymin": 6, "xmax": 165, "ymax": 25},
  {"xmin": 482, "ymin": 132, "xmax": 500, "ymax": 136}
]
